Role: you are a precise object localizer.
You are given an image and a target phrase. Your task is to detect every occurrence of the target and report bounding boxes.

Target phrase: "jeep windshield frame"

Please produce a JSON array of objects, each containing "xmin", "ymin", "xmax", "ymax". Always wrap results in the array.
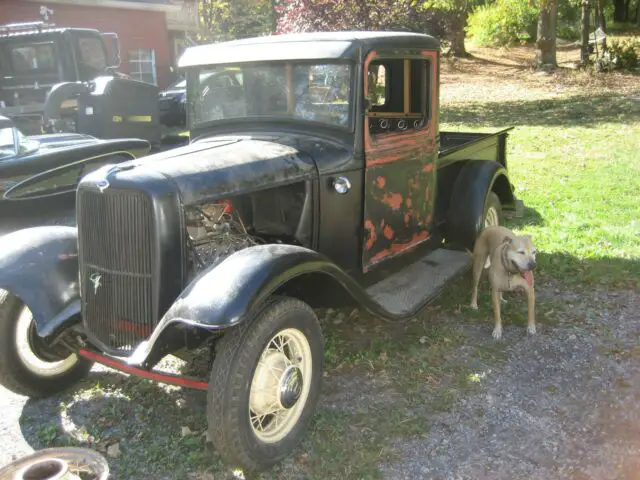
[{"xmin": 184, "ymin": 60, "xmax": 355, "ymax": 133}]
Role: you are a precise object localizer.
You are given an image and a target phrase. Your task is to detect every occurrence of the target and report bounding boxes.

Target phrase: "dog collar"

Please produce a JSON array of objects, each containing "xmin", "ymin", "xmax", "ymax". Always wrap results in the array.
[{"xmin": 500, "ymin": 242, "xmax": 520, "ymax": 275}]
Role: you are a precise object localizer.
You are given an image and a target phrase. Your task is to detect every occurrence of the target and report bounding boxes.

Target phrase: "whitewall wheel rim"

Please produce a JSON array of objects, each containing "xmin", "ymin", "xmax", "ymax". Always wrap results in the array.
[
  {"xmin": 248, "ymin": 328, "xmax": 313, "ymax": 444},
  {"xmin": 485, "ymin": 205, "xmax": 500, "ymax": 228},
  {"xmin": 14, "ymin": 305, "xmax": 79, "ymax": 377}
]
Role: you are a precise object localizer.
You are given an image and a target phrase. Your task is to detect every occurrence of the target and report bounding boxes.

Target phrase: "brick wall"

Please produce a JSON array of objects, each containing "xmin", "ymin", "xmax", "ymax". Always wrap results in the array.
[{"xmin": 0, "ymin": 0, "xmax": 172, "ymax": 88}]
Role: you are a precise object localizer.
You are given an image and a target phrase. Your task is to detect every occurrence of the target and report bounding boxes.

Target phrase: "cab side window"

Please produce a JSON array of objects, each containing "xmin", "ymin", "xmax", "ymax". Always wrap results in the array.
[{"xmin": 367, "ymin": 57, "xmax": 430, "ymax": 135}]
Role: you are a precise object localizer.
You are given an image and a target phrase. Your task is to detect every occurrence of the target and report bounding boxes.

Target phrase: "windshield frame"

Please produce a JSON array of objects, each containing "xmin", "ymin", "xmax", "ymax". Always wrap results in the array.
[{"xmin": 185, "ymin": 59, "xmax": 356, "ymax": 134}]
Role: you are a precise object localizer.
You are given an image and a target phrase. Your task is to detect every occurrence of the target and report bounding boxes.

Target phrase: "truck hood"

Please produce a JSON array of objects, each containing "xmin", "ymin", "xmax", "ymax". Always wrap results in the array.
[{"xmin": 102, "ymin": 136, "xmax": 325, "ymax": 205}]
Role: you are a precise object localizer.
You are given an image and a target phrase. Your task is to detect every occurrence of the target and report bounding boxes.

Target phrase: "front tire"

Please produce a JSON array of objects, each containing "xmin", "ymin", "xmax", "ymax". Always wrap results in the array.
[
  {"xmin": 207, "ymin": 296, "xmax": 324, "ymax": 473},
  {"xmin": 0, "ymin": 289, "xmax": 93, "ymax": 398}
]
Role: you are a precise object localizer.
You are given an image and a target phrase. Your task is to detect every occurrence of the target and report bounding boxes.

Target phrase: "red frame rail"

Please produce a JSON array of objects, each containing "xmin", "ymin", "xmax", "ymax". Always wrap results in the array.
[{"xmin": 78, "ymin": 348, "xmax": 209, "ymax": 391}]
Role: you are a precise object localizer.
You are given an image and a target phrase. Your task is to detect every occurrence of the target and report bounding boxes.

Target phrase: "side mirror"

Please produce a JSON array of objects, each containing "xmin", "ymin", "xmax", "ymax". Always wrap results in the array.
[{"xmin": 101, "ymin": 33, "xmax": 121, "ymax": 68}]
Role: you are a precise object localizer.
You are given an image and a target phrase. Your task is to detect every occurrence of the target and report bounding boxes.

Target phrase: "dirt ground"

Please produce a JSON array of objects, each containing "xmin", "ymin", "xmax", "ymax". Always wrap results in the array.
[{"xmin": 1, "ymin": 41, "xmax": 640, "ymax": 479}]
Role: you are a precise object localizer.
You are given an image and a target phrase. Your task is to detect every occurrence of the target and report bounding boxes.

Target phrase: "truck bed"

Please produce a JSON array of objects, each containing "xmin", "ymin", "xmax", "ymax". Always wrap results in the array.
[{"xmin": 438, "ymin": 127, "xmax": 514, "ymax": 167}]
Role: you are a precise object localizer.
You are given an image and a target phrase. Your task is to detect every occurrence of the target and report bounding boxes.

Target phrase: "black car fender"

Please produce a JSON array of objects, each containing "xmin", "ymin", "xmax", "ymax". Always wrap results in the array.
[
  {"xmin": 127, "ymin": 243, "xmax": 388, "ymax": 367},
  {"xmin": 0, "ymin": 226, "xmax": 80, "ymax": 338},
  {"xmin": 446, "ymin": 160, "xmax": 515, "ymax": 248}
]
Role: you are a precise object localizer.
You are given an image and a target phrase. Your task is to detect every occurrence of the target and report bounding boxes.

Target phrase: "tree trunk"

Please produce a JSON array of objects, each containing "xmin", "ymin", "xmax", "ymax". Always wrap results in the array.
[
  {"xmin": 613, "ymin": 0, "xmax": 627, "ymax": 21},
  {"xmin": 449, "ymin": 11, "xmax": 468, "ymax": 57},
  {"xmin": 536, "ymin": 0, "xmax": 558, "ymax": 69},
  {"xmin": 581, "ymin": 0, "xmax": 591, "ymax": 66},
  {"xmin": 597, "ymin": 0, "xmax": 606, "ymax": 30}
]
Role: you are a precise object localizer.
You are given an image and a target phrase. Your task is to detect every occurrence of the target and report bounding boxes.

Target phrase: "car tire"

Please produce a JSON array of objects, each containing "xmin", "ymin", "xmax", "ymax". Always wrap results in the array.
[
  {"xmin": 207, "ymin": 296, "xmax": 324, "ymax": 473},
  {"xmin": 0, "ymin": 289, "xmax": 93, "ymax": 398}
]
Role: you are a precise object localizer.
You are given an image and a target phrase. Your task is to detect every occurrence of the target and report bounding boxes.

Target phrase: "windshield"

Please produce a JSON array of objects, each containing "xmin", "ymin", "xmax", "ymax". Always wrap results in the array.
[
  {"xmin": 0, "ymin": 127, "xmax": 39, "ymax": 159},
  {"xmin": 0, "ymin": 127, "xmax": 15, "ymax": 158},
  {"xmin": 187, "ymin": 62, "xmax": 353, "ymax": 130},
  {"xmin": 5, "ymin": 42, "xmax": 57, "ymax": 74}
]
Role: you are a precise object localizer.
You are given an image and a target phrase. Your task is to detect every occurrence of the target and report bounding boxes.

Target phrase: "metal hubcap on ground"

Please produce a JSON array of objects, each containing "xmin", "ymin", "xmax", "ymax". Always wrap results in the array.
[
  {"xmin": 249, "ymin": 328, "xmax": 313, "ymax": 443},
  {"xmin": 485, "ymin": 206, "xmax": 500, "ymax": 228},
  {"xmin": 15, "ymin": 305, "xmax": 78, "ymax": 377}
]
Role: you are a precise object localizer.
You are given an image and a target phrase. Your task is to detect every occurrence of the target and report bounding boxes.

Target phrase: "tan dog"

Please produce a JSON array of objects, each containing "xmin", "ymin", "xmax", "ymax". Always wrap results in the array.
[{"xmin": 470, "ymin": 226, "xmax": 537, "ymax": 339}]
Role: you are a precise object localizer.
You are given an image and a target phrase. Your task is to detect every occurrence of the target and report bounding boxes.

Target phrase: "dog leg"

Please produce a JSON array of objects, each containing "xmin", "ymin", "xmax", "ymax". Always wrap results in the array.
[
  {"xmin": 491, "ymin": 288, "xmax": 503, "ymax": 339},
  {"xmin": 526, "ymin": 285, "xmax": 536, "ymax": 335},
  {"xmin": 509, "ymin": 277, "xmax": 536, "ymax": 335},
  {"xmin": 470, "ymin": 254, "xmax": 486, "ymax": 309}
]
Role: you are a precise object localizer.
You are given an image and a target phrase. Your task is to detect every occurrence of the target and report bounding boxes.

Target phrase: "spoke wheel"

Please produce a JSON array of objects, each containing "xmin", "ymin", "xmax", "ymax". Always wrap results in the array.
[
  {"xmin": 249, "ymin": 328, "xmax": 313, "ymax": 444},
  {"xmin": 207, "ymin": 296, "xmax": 324, "ymax": 473}
]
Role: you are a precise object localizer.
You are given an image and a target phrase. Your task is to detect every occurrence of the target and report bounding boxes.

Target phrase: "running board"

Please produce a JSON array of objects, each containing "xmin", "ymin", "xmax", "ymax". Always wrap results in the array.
[{"xmin": 365, "ymin": 248, "xmax": 471, "ymax": 316}]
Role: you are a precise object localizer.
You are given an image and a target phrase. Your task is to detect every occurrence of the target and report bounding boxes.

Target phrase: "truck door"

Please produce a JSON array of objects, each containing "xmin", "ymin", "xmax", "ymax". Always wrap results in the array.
[{"xmin": 361, "ymin": 50, "xmax": 438, "ymax": 272}]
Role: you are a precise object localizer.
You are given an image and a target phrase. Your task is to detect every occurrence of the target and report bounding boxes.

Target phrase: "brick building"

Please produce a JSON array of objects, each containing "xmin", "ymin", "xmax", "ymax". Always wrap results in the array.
[{"xmin": 0, "ymin": 0, "xmax": 199, "ymax": 88}]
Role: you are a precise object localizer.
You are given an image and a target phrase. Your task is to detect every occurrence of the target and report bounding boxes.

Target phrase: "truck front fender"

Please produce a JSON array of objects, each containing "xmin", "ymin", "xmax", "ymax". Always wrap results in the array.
[
  {"xmin": 446, "ymin": 160, "xmax": 515, "ymax": 248},
  {"xmin": 127, "ymin": 244, "xmax": 374, "ymax": 367},
  {"xmin": 0, "ymin": 227, "xmax": 80, "ymax": 338}
]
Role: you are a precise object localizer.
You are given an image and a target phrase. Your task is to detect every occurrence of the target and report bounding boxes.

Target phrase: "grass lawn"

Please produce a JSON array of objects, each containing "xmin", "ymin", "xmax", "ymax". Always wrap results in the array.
[{"xmin": 16, "ymin": 39, "xmax": 640, "ymax": 480}]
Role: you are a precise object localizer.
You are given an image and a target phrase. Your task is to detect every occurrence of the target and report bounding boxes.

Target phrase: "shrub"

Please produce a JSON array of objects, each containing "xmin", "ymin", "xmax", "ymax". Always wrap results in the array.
[
  {"xmin": 607, "ymin": 37, "xmax": 640, "ymax": 70},
  {"xmin": 467, "ymin": 0, "xmax": 538, "ymax": 47},
  {"xmin": 596, "ymin": 37, "xmax": 640, "ymax": 72}
]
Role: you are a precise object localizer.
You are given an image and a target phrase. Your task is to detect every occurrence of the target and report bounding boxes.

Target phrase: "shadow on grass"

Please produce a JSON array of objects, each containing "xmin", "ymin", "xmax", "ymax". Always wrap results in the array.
[
  {"xmin": 18, "ymin": 371, "xmax": 226, "ymax": 480},
  {"xmin": 505, "ymin": 206, "xmax": 546, "ymax": 228},
  {"xmin": 442, "ymin": 93, "xmax": 640, "ymax": 127}
]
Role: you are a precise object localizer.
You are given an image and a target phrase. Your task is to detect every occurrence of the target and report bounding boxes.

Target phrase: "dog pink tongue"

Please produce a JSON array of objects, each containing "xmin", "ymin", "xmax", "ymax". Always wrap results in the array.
[{"xmin": 523, "ymin": 270, "xmax": 534, "ymax": 286}]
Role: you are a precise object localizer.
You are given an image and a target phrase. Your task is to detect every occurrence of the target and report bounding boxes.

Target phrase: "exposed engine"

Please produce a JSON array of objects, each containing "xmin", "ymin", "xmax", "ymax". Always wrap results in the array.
[{"xmin": 185, "ymin": 200, "xmax": 262, "ymax": 272}]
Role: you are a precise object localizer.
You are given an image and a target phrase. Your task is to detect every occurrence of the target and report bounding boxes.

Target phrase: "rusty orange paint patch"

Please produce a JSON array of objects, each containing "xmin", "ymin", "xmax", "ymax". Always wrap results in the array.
[
  {"xmin": 375, "ymin": 176, "xmax": 386, "ymax": 188},
  {"xmin": 382, "ymin": 193, "xmax": 403, "ymax": 210},
  {"xmin": 405, "ymin": 198, "xmax": 412, "ymax": 208},
  {"xmin": 404, "ymin": 212, "xmax": 412, "ymax": 225},
  {"xmin": 422, "ymin": 163, "xmax": 434, "ymax": 173},
  {"xmin": 364, "ymin": 220, "xmax": 377, "ymax": 250},
  {"xmin": 368, "ymin": 230, "xmax": 431, "ymax": 265},
  {"xmin": 383, "ymin": 224, "xmax": 395, "ymax": 240}
]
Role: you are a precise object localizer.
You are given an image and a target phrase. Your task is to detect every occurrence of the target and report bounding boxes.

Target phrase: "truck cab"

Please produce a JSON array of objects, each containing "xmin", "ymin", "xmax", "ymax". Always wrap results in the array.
[{"xmin": 0, "ymin": 31, "xmax": 518, "ymax": 475}]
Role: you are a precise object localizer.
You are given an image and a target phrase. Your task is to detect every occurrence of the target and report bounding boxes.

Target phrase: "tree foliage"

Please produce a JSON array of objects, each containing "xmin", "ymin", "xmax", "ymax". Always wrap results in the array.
[
  {"xmin": 198, "ymin": 0, "xmax": 275, "ymax": 41},
  {"xmin": 467, "ymin": 0, "xmax": 538, "ymax": 46},
  {"xmin": 275, "ymin": 0, "xmax": 420, "ymax": 33}
]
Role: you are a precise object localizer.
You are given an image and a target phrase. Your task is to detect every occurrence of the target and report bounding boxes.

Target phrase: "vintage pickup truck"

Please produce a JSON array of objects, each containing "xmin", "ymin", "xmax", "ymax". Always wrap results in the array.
[{"xmin": 0, "ymin": 32, "xmax": 519, "ymax": 473}]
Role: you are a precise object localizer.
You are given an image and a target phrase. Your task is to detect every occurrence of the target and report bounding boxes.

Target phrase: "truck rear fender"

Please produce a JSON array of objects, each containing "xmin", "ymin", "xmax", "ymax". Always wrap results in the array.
[
  {"xmin": 127, "ymin": 244, "xmax": 382, "ymax": 367},
  {"xmin": 445, "ymin": 160, "xmax": 515, "ymax": 243},
  {"xmin": 0, "ymin": 227, "xmax": 81, "ymax": 338}
]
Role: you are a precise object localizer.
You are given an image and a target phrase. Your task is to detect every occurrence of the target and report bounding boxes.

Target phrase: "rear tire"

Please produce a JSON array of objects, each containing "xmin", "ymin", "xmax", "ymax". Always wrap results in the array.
[
  {"xmin": 0, "ymin": 289, "xmax": 93, "ymax": 398},
  {"xmin": 207, "ymin": 296, "xmax": 324, "ymax": 473}
]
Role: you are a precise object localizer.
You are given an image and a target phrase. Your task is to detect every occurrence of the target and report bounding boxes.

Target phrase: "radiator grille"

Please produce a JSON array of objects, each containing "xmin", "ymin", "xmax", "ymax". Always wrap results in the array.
[{"xmin": 77, "ymin": 187, "xmax": 156, "ymax": 355}]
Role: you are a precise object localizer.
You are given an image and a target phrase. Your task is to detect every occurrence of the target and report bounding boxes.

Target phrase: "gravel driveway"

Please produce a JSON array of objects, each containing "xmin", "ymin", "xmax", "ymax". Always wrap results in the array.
[{"xmin": 379, "ymin": 285, "xmax": 640, "ymax": 480}]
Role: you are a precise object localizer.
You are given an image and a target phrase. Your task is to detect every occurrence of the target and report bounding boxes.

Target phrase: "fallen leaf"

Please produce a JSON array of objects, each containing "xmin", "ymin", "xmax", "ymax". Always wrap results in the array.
[
  {"xmin": 181, "ymin": 426, "xmax": 194, "ymax": 437},
  {"xmin": 107, "ymin": 443, "xmax": 120, "ymax": 458},
  {"xmin": 419, "ymin": 336, "xmax": 428, "ymax": 344}
]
